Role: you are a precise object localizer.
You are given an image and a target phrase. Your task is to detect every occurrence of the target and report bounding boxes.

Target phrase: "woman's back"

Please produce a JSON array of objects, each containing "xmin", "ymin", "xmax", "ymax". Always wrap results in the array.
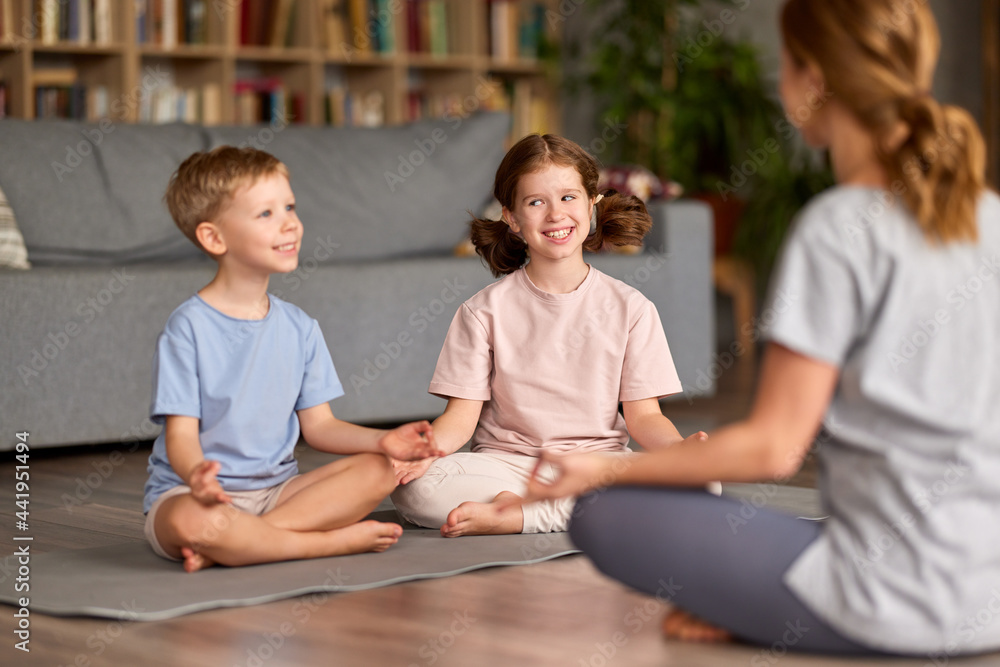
[{"xmin": 769, "ymin": 185, "xmax": 1000, "ymax": 651}]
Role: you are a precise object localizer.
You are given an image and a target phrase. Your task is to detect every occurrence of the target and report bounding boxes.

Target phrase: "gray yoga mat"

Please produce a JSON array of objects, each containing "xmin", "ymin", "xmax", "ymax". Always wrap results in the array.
[
  {"xmin": 0, "ymin": 485, "xmax": 820, "ymax": 622},
  {"xmin": 0, "ymin": 523, "xmax": 578, "ymax": 622}
]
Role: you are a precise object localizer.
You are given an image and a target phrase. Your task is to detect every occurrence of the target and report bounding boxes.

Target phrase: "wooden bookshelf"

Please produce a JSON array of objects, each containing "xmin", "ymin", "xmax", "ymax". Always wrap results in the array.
[
  {"xmin": 985, "ymin": 0, "xmax": 999, "ymax": 189},
  {"xmin": 0, "ymin": 0, "xmax": 559, "ymax": 139}
]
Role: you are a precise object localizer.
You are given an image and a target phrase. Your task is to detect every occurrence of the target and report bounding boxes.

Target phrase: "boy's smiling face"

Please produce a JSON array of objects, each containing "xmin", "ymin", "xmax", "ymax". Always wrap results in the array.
[{"xmin": 204, "ymin": 172, "xmax": 303, "ymax": 276}]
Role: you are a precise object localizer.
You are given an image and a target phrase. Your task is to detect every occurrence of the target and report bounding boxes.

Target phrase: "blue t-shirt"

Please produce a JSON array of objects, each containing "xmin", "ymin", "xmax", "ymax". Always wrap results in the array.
[{"xmin": 143, "ymin": 294, "xmax": 344, "ymax": 513}]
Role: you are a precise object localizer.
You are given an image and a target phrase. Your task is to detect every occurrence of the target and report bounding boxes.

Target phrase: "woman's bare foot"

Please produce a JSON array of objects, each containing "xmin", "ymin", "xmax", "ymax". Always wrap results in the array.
[
  {"xmin": 662, "ymin": 609, "xmax": 733, "ymax": 643},
  {"xmin": 330, "ymin": 520, "xmax": 403, "ymax": 554},
  {"xmin": 181, "ymin": 547, "xmax": 215, "ymax": 573},
  {"xmin": 441, "ymin": 491, "xmax": 524, "ymax": 537}
]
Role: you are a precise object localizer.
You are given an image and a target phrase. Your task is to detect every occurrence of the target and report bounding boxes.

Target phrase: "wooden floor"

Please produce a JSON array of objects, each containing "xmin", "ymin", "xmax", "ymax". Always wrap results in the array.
[{"xmin": 2, "ymin": 361, "xmax": 995, "ymax": 666}]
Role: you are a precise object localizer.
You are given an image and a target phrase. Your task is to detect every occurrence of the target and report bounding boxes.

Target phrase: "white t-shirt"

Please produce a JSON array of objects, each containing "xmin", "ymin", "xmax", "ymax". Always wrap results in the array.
[
  {"xmin": 430, "ymin": 266, "xmax": 682, "ymax": 456},
  {"xmin": 765, "ymin": 186, "xmax": 1000, "ymax": 654}
]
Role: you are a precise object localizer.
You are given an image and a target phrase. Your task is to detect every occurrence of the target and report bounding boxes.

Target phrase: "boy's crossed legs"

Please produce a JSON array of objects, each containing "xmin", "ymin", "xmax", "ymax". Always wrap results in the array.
[{"xmin": 148, "ymin": 453, "xmax": 401, "ymax": 572}]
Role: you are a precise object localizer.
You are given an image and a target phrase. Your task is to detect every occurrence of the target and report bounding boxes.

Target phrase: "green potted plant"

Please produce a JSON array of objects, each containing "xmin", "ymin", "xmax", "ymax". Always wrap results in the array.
[{"xmin": 570, "ymin": 0, "xmax": 832, "ymax": 280}]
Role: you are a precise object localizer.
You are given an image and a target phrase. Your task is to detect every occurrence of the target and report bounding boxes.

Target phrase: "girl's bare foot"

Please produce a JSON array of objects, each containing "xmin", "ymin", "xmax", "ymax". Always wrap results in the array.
[
  {"xmin": 181, "ymin": 547, "xmax": 215, "ymax": 573},
  {"xmin": 441, "ymin": 491, "xmax": 524, "ymax": 537},
  {"xmin": 662, "ymin": 609, "xmax": 733, "ymax": 643}
]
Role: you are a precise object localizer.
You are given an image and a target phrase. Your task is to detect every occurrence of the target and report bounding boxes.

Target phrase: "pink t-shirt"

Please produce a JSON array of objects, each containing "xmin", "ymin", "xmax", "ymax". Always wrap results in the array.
[{"xmin": 429, "ymin": 266, "xmax": 682, "ymax": 456}]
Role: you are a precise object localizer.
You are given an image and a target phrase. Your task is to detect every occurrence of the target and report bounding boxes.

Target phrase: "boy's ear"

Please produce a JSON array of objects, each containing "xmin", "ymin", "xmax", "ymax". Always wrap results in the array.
[{"xmin": 195, "ymin": 221, "xmax": 226, "ymax": 256}]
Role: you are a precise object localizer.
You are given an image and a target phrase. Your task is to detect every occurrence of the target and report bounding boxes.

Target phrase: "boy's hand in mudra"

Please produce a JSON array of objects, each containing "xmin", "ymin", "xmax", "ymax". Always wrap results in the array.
[{"xmin": 378, "ymin": 420, "xmax": 442, "ymax": 461}]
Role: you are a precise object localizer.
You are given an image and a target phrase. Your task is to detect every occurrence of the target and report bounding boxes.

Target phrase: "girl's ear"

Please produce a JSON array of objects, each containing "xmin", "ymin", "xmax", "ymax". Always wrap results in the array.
[
  {"xmin": 501, "ymin": 206, "xmax": 520, "ymax": 234},
  {"xmin": 196, "ymin": 222, "xmax": 226, "ymax": 256}
]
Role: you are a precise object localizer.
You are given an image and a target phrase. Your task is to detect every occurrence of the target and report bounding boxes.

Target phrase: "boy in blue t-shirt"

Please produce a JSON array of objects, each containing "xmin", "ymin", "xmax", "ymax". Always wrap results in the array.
[{"xmin": 144, "ymin": 146, "xmax": 442, "ymax": 572}]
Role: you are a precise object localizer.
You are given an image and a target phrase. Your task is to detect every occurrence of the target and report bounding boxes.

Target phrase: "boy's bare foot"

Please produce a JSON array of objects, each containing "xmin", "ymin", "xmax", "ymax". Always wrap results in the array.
[
  {"xmin": 331, "ymin": 520, "xmax": 402, "ymax": 554},
  {"xmin": 441, "ymin": 491, "xmax": 524, "ymax": 537},
  {"xmin": 662, "ymin": 609, "xmax": 733, "ymax": 643},
  {"xmin": 181, "ymin": 547, "xmax": 215, "ymax": 573}
]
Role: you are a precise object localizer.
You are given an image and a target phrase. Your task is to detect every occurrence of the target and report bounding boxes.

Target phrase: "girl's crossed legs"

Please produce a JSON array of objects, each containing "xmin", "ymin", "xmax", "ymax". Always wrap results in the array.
[
  {"xmin": 569, "ymin": 486, "xmax": 877, "ymax": 655},
  {"xmin": 393, "ymin": 451, "xmax": 631, "ymax": 536}
]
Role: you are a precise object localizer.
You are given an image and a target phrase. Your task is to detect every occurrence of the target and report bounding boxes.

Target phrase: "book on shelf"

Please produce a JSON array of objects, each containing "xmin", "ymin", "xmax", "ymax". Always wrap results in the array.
[
  {"xmin": 235, "ymin": 77, "xmax": 305, "ymax": 125},
  {"xmin": 1, "ymin": 1, "xmax": 13, "ymax": 41},
  {"xmin": 238, "ymin": 0, "xmax": 299, "ymax": 47},
  {"xmin": 267, "ymin": 0, "xmax": 296, "ymax": 48},
  {"xmin": 346, "ymin": 0, "xmax": 395, "ymax": 54},
  {"xmin": 347, "ymin": 0, "xmax": 370, "ymax": 53},
  {"xmin": 320, "ymin": 0, "xmax": 347, "ymax": 52},
  {"xmin": 326, "ymin": 86, "xmax": 384, "ymax": 127},
  {"xmin": 35, "ymin": 0, "xmax": 113, "ymax": 45},
  {"xmin": 405, "ymin": 0, "xmax": 447, "ymax": 55},
  {"xmin": 138, "ymin": 80, "xmax": 224, "ymax": 124},
  {"xmin": 139, "ymin": 0, "xmax": 208, "ymax": 46},
  {"xmin": 489, "ymin": 0, "xmax": 546, "ymax": 61},
  {"xmin": 32, "ymin": 68, "xmax": 108, "ymax": 121}
]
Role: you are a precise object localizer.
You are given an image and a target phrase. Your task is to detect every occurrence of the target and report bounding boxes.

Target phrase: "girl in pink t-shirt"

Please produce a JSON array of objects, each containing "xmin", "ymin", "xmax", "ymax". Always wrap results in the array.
[{"xmin": 391, "ymin": 134, "xmax": 707, "ymax": 536}]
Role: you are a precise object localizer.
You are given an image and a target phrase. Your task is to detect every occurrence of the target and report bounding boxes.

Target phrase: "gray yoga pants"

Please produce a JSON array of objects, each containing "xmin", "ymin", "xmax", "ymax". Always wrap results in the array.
[{"xmin": 568, "ymin": 487, "xmax": 877, "ymax": 655}]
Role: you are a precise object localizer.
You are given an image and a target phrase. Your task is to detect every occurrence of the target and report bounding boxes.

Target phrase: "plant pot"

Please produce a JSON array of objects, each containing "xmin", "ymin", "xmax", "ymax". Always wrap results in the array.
[{"xmin": 692, "ymin": 192, "xmax": 747, "ymax": 257}]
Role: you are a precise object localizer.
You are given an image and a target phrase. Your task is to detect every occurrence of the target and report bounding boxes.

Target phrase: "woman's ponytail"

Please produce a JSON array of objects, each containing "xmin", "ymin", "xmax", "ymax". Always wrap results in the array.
[
  {"xmin": 583, "ymin": 189, "xmax": 653, "ymax": 253},
  {"xmin": 888, "ymin": 96, "xmax": 986, "ymax": 243}
]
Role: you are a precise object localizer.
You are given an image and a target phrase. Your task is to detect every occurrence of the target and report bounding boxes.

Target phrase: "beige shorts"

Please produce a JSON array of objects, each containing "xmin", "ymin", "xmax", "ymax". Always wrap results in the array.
[{"xmin": 143, "ymin": 476, "xmax": 298, "ymax": 561}]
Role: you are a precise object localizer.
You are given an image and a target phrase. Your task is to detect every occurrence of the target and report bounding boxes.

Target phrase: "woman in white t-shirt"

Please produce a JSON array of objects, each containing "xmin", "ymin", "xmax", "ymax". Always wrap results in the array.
[
  {"xmin": 518, "ymin": 0, "xmax": 1000, "ymax": 658},
  {"xmin": 390, "ymin": 134, "xmax": 709, "ymax": 536}
]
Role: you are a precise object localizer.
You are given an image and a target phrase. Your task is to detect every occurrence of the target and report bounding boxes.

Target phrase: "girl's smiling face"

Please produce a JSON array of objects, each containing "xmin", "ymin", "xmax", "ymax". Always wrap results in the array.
[{"xmin": 502, "ymin": 163, "xmax": 595, "ymax": 266}]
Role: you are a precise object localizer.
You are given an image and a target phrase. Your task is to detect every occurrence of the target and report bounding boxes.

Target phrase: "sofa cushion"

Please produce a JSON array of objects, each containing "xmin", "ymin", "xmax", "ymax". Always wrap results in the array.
[
  {"xmin": 0, "ymin": 120, "xmax": 208, "ymax": 265},
  {"xmin": 204, "ymin": 112, "xmax": 510, "ymax": 263}
]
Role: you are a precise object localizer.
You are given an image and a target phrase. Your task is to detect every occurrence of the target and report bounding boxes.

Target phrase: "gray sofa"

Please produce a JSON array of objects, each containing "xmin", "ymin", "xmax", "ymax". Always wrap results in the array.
[{"xmin": 0, "ymin": 113, "xmax": 714, "ymax": 451}]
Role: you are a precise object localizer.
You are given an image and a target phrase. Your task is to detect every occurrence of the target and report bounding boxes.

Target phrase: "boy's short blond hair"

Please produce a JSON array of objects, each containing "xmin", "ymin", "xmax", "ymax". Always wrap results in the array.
[{"xmin": 164, "ymin": 146, "xmax": 289, "ymax": 254}]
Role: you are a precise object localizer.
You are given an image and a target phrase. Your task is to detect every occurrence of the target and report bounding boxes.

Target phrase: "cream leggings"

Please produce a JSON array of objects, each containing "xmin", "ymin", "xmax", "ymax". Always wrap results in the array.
[{"xmin": 391, "ymin": 451, "xmax": 630, "ymax": 534}]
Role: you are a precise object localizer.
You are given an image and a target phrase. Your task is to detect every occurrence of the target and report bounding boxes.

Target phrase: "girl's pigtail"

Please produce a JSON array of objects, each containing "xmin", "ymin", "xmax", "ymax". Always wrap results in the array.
[
  {"xmin": 470, "ymin": 214, "xmax": 528, "ymax": 278},
  {"xmin": 583, "ymin": 189, "xmax": 653, "ymax": 253}
]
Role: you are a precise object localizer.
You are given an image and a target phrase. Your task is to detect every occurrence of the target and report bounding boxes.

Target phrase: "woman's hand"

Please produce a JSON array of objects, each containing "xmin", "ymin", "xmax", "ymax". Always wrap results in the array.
[
  {"xmin": 522, "ymin": 452, "xmax": 630, "ymax": 503},
  {"xmin": 187, "ymin": 460, "xmax": 232, "ymax": 506},
  {"xmin": 391, "ymin": 457, "xmax": 438, "ymax": 485},
  {"xmin": 378, "ymin": 420, "xmax": 442, "ymax": 461}
]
